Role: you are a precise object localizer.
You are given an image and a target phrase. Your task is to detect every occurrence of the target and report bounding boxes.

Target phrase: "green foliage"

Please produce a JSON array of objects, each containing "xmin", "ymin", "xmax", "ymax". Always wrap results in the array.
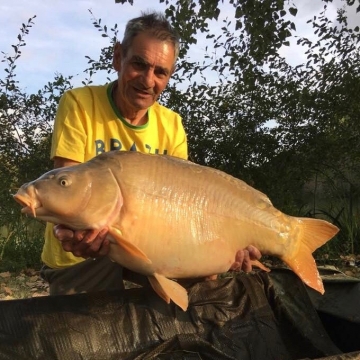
[
  {"xmin": 0, "ymin": 219, "xmax": 45, "ymax": 272},
  {"xmin": 0, "ymin": 16, "xmax": 73, "ymax": 270}
]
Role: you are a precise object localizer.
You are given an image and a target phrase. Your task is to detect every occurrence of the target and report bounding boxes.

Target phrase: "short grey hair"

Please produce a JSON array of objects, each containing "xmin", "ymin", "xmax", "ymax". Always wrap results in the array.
[{"xmin": 121, "ymin": 11, "xmax": 180, "ymax": 62}]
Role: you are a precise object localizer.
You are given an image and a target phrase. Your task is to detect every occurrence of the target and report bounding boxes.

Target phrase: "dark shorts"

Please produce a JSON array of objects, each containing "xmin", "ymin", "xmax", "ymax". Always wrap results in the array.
[{"xmin": 40, "ymin": 257, "xmax": 125, "ymax": 295}]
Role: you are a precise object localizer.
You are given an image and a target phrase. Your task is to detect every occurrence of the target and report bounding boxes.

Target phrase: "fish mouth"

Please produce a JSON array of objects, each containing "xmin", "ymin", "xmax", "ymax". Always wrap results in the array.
[{"xmin": 13, "ymin": 193, "xmax": 40, "ymax": 218}]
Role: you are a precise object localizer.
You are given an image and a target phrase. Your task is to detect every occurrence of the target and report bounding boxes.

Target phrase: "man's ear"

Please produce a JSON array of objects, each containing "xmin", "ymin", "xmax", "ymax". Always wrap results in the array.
[{"xmin": 113, "ymin": 42, "xmax": 122, "ymax": 71}]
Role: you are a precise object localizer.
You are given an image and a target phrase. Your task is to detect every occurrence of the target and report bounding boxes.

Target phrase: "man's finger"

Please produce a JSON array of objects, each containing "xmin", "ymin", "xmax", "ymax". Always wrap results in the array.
[
  {"xmin": 73, "ymin": 229, "xmax": 91, "ymax": 243},
  {"xmin": 234, "ymin": 249, "xmax": 245, "ymax": 264},
  {"xmin": 61, "ymin": 240, "xmax": 76, "ymax": 253},
  {"xmin": 205, "ymin": 274, "xmax": 217, "ymax": 281},
  {"xmin": 99, "ymin": 239, "xmax": 110, "ymax": 257},
  {"xmin": 53, "ymin": 225, "xmax": 75, "ymax": 242},
  {"xmin": 242, "ymin": 262, "xmax": 252, "ymax": 273},
  {"xmin": 74, "ymin": 229, "xmax": 110, "ymax": 258},
  {"xmin": 246, "ymin": 245, "xmax": 262, "ymax": 260},
  {"xmin": 242, "ymin": 249, "xmax": 253, "ymax": 273}
]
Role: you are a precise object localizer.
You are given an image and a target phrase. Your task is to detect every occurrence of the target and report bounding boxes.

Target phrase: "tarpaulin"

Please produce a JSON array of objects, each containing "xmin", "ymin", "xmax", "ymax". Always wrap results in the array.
[
  {"xmin": 0, "ymin": 269, "xmax": 357, "ymax": 360},
  {"xmin": 306, "ymin": 267, "xmax": 360, "ymax": 354}
]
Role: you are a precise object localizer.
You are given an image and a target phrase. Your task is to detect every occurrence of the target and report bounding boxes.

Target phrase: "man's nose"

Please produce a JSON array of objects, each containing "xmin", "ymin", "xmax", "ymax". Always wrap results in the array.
[{"xmin": 142, "ymin": 68, "xmax": 155, "ymax": 88}]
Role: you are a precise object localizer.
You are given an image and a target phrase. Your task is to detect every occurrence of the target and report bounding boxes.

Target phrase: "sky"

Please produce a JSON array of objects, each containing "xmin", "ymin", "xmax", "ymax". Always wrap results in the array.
[{"xmin": 0, "ymin": 0, "xmax": 359, "ymax": 94}]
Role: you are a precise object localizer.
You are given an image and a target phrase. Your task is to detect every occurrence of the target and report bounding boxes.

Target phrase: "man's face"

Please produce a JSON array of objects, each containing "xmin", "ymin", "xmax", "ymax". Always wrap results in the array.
[{"xmin": 114, "ymin": 32, "xmax": 175, "ymax": 111}]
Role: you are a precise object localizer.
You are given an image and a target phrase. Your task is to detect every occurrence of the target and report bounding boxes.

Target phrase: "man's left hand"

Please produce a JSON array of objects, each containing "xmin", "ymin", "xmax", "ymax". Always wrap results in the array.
[{"xmin": 229, "ymin": 245, "xmax": 262, "ymax": 273}]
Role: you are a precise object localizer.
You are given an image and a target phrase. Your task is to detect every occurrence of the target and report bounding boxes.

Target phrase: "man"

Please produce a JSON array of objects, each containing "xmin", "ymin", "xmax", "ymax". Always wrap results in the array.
[{"xmin": 41, "ymin": 11, "xmax": 261, "ymax": 295}]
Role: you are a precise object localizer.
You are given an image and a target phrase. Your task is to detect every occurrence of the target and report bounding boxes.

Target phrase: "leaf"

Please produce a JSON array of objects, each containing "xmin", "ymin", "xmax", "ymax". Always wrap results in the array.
[{"xmin": 289, "ymin": 7, "xmax": 298, "ymax": 17}]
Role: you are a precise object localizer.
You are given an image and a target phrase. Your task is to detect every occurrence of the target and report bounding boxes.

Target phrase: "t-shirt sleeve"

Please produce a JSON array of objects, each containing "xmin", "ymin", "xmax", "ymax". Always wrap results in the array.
[
  {"xmin": 171, "ymin": 121, "xmax": 188, "ymax": 160},
  {"xmin": 50, "ymin": 91, "xmax": 87, "ymax": 163}
]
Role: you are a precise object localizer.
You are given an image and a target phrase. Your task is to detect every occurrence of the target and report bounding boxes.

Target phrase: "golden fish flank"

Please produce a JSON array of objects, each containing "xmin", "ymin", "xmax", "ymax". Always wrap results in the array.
[{"xmin": 14, "ymin": 151, "xmax": 339, "ymax": 311}]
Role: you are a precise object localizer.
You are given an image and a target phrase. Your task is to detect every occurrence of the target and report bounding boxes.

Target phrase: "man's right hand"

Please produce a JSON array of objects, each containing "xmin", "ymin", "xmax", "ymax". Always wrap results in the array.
[{"xmin": 53, "ymin": 224, "xmax": 110, "ymax": 259}]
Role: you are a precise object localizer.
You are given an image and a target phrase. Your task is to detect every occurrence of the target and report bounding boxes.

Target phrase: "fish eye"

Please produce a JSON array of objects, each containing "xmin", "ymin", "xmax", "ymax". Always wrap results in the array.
[{"xmin": 58, "ymin": 176, "xmax": 71, "ymax": 187}]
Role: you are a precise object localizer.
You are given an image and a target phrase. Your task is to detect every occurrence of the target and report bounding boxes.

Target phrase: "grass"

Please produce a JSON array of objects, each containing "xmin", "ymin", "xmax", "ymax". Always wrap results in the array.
[{"xmin": 0, "ymin": 268, "xmax": 49, "ymax": 300}]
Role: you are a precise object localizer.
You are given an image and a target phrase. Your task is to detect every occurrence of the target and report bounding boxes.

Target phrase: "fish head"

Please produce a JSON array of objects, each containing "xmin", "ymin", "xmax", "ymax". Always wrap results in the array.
[{"xmin": 14, "ymin": 164, "xmax": 123, "ymax": 230}]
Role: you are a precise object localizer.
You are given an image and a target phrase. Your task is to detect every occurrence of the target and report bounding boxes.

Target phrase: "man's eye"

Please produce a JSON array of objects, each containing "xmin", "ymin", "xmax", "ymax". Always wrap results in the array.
[
  {"xmin": 155, "ymin": 70, "xmax": 167, "ymax": 78},
  {"xmin": 132, "ymin": 61, "xmax": 146, "ymax": 70}
]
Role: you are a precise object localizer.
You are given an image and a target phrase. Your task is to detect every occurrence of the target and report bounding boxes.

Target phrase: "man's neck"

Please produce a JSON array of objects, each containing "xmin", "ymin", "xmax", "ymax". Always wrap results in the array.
[
  {"xmin": 112, "ymin": 82, "xmax": 148, "ymax": 126},
  {"xmin": 122, "ymin": 110, "xmax": 148, "ymax": 126}
]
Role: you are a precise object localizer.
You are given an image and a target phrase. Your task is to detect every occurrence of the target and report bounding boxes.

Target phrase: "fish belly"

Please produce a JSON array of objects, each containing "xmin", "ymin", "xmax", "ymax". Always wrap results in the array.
[
  {"xmin": 109, "ymin": 152, "xmax": 293, "ymax": 278},
  {"xmin": 110, "ymin": 203, "xmax": 274, "ymax": 279}
]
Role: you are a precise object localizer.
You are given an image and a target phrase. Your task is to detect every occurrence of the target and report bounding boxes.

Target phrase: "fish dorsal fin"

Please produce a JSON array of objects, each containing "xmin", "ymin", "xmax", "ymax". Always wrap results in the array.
[
  {"xmin": 108, "ymin": 227, "xmax": 152, "ymax": 264},
  {"xmin": 148, "ymin": 273, "xmax": 188, "ymax": 311}
]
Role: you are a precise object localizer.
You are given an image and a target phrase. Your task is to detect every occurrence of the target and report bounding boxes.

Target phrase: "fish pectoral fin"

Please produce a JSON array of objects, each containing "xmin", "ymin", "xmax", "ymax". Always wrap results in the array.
[
  {"xmin": 251, "ymin": 260, "xmax": 271, "ymax": 272},
  {"xmin": 148, "ymin": 276, "xmax": 171, "ymax": 304},
  {"xmin": 148, "ymin": 273, "xmax": 188, "ymax": 311},
  {"xmin": 108, "ymin": 227, "xmax": 152, "ymax": 264}
]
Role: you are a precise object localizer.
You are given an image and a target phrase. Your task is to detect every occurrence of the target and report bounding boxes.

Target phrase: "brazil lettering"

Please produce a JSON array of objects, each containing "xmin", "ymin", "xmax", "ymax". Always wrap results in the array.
[{"xmin": 95, "ymin": 139, "xmax": 168, "ymax": 156}]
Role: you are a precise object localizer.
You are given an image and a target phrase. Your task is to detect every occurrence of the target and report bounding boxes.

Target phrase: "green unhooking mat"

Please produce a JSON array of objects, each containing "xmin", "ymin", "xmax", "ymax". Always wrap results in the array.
[{"xmin": 0, "ymin": 269, "xmax": 358, "ymax": 360}]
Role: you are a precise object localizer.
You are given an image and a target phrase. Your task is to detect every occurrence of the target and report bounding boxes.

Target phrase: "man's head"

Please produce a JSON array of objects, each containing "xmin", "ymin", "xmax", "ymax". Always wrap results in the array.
[{"xmin": 112, "ymin": 12, "xmax": 180, "ymax": 117}]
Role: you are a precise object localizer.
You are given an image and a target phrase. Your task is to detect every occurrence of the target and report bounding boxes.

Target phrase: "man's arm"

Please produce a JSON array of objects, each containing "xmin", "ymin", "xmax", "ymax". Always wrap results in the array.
[{"xmin": 53, "ymin": 156, "xmax": 80, "ymax": 169}]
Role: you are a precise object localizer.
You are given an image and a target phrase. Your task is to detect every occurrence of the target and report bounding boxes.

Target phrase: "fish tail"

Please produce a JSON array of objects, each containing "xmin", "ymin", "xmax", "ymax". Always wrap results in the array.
[{"xmin": 282, "ymin": 218, "xmax": 339, "ymax": 294}]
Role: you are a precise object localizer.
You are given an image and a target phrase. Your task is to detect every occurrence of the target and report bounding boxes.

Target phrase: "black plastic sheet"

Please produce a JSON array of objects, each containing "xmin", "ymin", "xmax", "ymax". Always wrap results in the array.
[
  {"xmin": 306, "ymin": 268, "xmax": 360, "ymax": 354},
  {"xmin": 0, "ymin": 269, "xmax": 357, "ymax": 360}
]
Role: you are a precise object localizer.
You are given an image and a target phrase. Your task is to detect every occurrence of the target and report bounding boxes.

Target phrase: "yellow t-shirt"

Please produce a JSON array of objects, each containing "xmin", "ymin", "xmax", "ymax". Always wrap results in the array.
[{"xmin": 42, "ymin": 82, "xmax": 188, "ymax": 268}]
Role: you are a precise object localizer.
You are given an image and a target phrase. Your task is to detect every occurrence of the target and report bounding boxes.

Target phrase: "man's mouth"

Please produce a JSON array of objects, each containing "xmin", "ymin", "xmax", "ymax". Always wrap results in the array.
[{"xmin": 134, "ymin": 87, "xmax": 154, "ymax": 96}]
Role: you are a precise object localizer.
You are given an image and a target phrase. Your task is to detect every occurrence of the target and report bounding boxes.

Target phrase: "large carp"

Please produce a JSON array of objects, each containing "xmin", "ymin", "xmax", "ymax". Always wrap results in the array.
[{"xmin": 14, "ymin": 151, "xmax": 339, "ymax": 311}]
